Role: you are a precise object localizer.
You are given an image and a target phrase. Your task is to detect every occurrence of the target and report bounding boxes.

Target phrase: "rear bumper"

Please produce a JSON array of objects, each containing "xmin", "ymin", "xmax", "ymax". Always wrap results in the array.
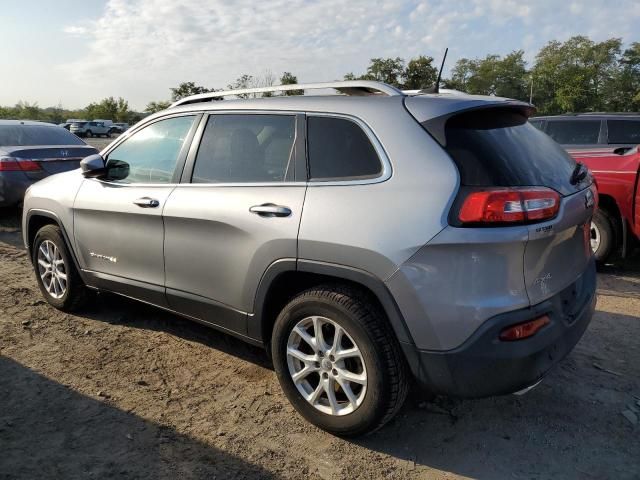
[
  {"xmin": 0, "ymin": 172, "xmax": 33, "ymax": 207},
  {"xmin": 405, "ymin": 258, "xmax": 597, "ymax": 397}
]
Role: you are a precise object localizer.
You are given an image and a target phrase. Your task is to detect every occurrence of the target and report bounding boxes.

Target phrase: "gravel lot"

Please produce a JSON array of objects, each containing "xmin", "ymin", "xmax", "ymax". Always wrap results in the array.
[{"xmin": 0, "ymin": 203, "xmax": 639, "ymax": 479}]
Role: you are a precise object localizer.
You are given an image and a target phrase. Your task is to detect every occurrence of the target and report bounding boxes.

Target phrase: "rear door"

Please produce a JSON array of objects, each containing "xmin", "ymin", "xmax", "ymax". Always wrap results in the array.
[
  {"xmin": 73, "ymin": 113, "xmax": 199, "ymax": 306},
  {"xmin": 162, "ymin": 112, "xmax": 306, "ymax": 334},
  {"xmin": 441, "ymin": 108, "xmax": 595, "ymax": 306}
]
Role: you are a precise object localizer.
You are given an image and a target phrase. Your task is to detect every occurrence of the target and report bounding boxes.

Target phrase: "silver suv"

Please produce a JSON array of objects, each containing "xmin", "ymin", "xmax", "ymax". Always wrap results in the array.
[
  {"xmin": 70, "ymin": 121, "xmax": 113, "ymax": 138},
  {"xmin": 22, "ymin": 81, "xmax": 597, "ymax": 436}
]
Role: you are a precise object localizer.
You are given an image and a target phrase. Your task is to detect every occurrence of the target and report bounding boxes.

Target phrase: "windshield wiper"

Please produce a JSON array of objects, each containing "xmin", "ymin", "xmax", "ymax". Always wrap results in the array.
[{"xmin": 570, "ymin": 162, "xmax": 587, "ymax": 185}]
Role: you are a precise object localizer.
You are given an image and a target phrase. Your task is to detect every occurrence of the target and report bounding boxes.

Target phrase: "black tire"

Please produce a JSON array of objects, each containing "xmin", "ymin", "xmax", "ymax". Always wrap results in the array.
[
  {"xmin": 591, "ymin": 209, "xmax": 615, "ymax": 263},
  {"xmin": 85, "ymin": 130, "xmax": 93, "ymax": 138},
  {"xmin": 271, "ymin": 284, "xmax": 409, "ymax": 437},
  {"xmin": 105, "ymin": 130, "xmax": 112, "ymax": 138},
  {"xmin": 32, "ymin": 225, "xmax": 88, "ymax": 312}
]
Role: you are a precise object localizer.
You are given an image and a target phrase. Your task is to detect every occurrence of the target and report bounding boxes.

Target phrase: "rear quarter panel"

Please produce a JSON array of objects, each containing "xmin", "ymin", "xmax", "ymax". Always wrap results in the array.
[{"xmin": 298, "ymin": 100, "xmax": 459, "ymax": 280}]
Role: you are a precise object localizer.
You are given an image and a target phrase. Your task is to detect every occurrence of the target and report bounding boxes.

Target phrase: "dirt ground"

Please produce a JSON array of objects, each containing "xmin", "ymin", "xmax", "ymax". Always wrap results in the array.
[{"xmin": 0, "ymin": 208, "xmax": 639, "ymax": 480}]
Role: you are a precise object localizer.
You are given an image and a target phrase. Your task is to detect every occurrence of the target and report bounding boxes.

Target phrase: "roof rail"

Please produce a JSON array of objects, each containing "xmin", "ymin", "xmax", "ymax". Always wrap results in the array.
[{"xmin": 170, "ymin": 80, "xmax": 404, "ymax": 107}]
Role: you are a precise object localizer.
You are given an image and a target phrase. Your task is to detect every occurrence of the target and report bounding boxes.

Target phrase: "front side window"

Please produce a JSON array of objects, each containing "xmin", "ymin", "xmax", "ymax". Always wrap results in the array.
[
  {"xmin": 192, "ymin": 114, "xmax": 295, "ymax": 183},
  {"xmin": 307, "ymin": 116, "xmax": 382, "ymax": 181},
  {"xmin": 607, "ymin": 119, "xmax": 640, "ymax": 144},
  {"xmin": 105, "ymin": 115, "xmax": 195, "ymax": 183},
  {"xmin": 545, "ymin": 120, "xmax": 600, "ymax": 145}
]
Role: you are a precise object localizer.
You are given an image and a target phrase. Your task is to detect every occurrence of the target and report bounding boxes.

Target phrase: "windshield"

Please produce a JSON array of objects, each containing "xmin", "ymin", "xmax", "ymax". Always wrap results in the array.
[
  {"xmin": 440, "ymin": 109, "xmax": 583, "ymax": 196},
  {"xmin": 0, "ymin": 125, "xmax": 85, "ymax": 147}
]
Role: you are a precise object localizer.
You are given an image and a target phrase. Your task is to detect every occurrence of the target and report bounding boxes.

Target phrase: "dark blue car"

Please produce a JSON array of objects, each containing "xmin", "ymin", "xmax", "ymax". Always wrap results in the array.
[{"xmin": 0, "ymin": 120, "xmax": 98, "ymax": 207}]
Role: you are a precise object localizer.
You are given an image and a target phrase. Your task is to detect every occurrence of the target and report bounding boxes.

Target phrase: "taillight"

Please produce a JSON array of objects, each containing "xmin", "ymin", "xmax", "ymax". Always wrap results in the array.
[
  {"xmin": 458, "ymin": 187, "xmax": 560, "ymax": 225},
  {"xmin": 0, "ymin": 157, "xmax": 42, "ymax": 172},
  {"xmin": 499, "ymin": 315, "xmax": 550, "ymax": 341}
]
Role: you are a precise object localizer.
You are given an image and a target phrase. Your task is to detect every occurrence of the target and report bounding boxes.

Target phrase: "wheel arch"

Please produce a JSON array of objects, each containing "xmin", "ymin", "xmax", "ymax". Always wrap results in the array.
[
  {"xmin": 25, "ymin": 210, "xmax": 84, "ymax": 277},
  {"xmin": 250, "ymin": 259, "xmax": 416, "ymax": 356}
]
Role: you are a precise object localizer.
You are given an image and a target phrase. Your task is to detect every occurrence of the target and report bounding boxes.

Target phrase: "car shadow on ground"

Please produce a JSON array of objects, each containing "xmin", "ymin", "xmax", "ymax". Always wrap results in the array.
[
  {"xmin": 0, "ymin": 356, "xmax": 276, "ymax": 479},
  {"xmin": 83, "ymin": 292, "xmax": 273, "ymax": 370}
]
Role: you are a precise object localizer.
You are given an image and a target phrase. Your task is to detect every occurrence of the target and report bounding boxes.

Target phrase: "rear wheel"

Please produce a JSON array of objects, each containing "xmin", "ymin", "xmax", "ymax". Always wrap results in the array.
[
  {"xmin": 85, "ymin": 130, "xmax": 93, "ymax": 138},
  {"xmin": 271, "ymin": 285, "xmax": 408, "ymax": 436},
  {"xmin": 591, "ymin": 209, "xmax": 615, "ymax": 263},
  {"xmin": 32, "ymin": 225, "xmax": 88, "ymax": 311}
]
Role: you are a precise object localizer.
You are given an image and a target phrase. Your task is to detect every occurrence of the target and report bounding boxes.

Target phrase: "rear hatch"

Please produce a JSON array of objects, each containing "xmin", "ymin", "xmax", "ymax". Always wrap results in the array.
[
  {"xmin": 3, "ymin": 145, "xmax": 97, "ymax": 177},
  {"xmin": 413, "ymin": 103, "xmax": 595, "ymax": 306}
]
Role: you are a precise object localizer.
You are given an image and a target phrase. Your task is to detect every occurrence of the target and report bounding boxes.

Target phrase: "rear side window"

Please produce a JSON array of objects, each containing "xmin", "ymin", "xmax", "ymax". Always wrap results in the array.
[
  {"xmin": 307, "ymin": 116, "xmax": 382, "ymax": 181},
  {"xmin": 0, "ymin": 125, "xmax": 85, "ymax": 146},
  {"xmin": 441, "ymin": 109, "xmax": 578, "ymax": 196},
  {"xmin": 545, "ymin": 120, "xmax": 600, "ymax": 144},
  {"xmin": 529, "ymin": 119, "xmax": 544, "ymax": 131},
  {"xmin": 192, "ymin": 114, "xmax": 295, "ymax": 183},
  {"xmin": 607, "ymin": 119, "xmax": 640, "ymax": 144}
]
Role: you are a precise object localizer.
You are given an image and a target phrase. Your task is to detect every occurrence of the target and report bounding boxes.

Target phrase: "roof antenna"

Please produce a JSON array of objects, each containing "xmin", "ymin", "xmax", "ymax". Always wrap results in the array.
[{"xmin": 420, "ymin": 47, "xmax": 448, "ymax": 94}]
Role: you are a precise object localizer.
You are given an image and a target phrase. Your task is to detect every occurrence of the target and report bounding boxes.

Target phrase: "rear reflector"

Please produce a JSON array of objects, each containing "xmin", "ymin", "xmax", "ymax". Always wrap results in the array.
[
  {"xmin": 0, "ymin": 157, "xmax": 42, "ymax": 172},
  {"xmin": 458, "ymin": 187, "xmax": 560, "ymax": 225},
  {"xmin": 499, "ymin": 315, "xmax": 550, "ymax": 341}
]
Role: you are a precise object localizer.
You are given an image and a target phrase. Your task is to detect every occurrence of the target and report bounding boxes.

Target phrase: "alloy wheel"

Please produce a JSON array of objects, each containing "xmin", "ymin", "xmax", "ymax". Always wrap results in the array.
[
  {"xmin": 37, "ymin": 240, "xmax": 67, "ymax": 299},
  {"xmin": 286, "ymin": 315, "xmax": 367, "ymax": 416}
]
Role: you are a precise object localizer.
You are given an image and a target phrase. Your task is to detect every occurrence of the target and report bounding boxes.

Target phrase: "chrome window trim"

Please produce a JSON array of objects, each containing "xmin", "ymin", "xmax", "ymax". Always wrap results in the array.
[{"xmin": 95, "ymin": 109, "xmax": 391, "ymax": 188}]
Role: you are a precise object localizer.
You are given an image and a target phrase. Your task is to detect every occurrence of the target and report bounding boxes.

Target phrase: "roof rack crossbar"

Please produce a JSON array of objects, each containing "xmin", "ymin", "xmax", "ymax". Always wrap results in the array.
[{"xmin": 170, "ymin": 81, "xmax": 404, "ymax": 107}]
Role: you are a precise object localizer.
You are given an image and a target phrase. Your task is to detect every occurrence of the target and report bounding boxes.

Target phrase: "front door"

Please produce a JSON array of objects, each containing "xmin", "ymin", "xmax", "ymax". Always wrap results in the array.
[
  {"xmin": 163, "ymin": 113, "xmax": 306, "ymax": 334},
  {"xmin": 73, "ymin": 114, "xmax": 199, "ymax": 306}
]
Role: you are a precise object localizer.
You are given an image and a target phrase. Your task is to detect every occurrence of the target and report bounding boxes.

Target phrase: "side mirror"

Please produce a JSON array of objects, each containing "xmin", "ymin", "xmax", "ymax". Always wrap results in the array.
[{"xmin": 80, "ymin": 154, "xmax": 107, "ymax": 178}]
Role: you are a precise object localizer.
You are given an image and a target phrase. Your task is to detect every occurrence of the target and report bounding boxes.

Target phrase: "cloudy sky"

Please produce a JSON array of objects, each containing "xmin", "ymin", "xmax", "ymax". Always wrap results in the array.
[{"xmin": 1, "ymin": 0, "xmax": 638, "ymax": 111}]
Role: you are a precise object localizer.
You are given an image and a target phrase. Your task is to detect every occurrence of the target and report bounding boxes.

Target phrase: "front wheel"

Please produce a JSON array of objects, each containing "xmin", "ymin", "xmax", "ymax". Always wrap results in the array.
[
  {"xmin": 32, "ymin": 225, "xmax": 88, "ymax": 311},
  {"xmin": 271, "ymin": 285, "xmax": 408, "ymax": 436},
  {"xmin": 591, "ymin": 209, "xmax": 615, "ymax": 263}
]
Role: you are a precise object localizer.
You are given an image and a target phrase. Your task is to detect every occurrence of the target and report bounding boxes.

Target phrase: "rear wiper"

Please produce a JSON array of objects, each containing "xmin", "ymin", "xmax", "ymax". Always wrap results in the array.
[{"xmin": 570, "ymin": 162, "xmax": 587, "ymax": 185}]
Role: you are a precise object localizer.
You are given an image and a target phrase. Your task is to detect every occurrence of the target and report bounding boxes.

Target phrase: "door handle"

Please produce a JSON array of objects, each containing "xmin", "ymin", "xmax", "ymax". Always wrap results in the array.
[
  {"xmin": 133, "ymin": 197, "xmax": 160, "ymax": 208},
  {"xmin": 249, "ymin": 204, "xmax": 292, "ymax": 217}
]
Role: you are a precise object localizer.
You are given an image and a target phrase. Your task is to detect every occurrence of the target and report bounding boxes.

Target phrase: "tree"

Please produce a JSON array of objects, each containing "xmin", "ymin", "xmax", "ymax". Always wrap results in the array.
[
  {"xmin": 84, "ymin": 96, "xmax": 132, "ymax": 122},
  {"xmin": 447, "ymin": 51, "xmax": 528, "ymax": 100},
  {"xmin": 364, "ymin": 57, "xmax": 405, "ymax": 87},
  {"xmin": 14, "ymin": 101, "xmax": 41, "ymax": 120},
  {"xmin": 532, "ymin": 36, "xmax": 622, "ymax": 114},
  {"xmin": 404, "ymin": 55, "xmax": 438, "ymax": 90},
  {"xmin": 170, "ymin": 82, "xmax": 211, "ymax": 102},
  {"xmin": 280, "ymin": 71, "xmax": 302, "ymax": 95},
  {"xmin": 227, "ymin": 74, "xmax": 254, "ymax": 98},
  {"xmin": 603, "ymin": 42, "xmax": 640, "ymax": 111},
  {"xmin": 145, "ymin": 100, "xmax": 171, "ymax": 114}
]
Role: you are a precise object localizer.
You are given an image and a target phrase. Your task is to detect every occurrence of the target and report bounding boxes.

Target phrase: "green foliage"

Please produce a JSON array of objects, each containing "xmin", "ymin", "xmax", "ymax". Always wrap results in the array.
[
  {"xmin": 448, "ymin": 51, "xmax": 528, "ymax": 100},
  {"xmin": 170, "ymin": 82, "xmax": 212, "ymax": 101},
  {"xmin": 280, "ymin": 72, "xmax": 302, "ymax": 95},
  {"xmin": 404, "ymin": 56, "xmax": 438, "ymax": 90},
  {"xmin": 85, "ymin": 96, "xmax": 132, "ymax": 122},
  {"xmin": 346, "ymin": 56, "xmax": 438, "ymax": 90},
  {"xmin": 144, "ymin": 100, "xmax": 171, "ymax": 114},
  {"xmin": 531, "ymin": 36, "xmax": 623, "ymax": 113}
]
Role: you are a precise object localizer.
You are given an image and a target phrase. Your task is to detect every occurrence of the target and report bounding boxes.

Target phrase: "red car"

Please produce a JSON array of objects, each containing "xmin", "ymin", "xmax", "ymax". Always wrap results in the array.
[{"xmin": 568, "ymin": 147, "xmax": 640, "ymax": 262}]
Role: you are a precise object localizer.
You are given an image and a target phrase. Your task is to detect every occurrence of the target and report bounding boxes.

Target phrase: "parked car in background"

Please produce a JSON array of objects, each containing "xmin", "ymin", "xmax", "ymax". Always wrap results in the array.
[
  {"xmin": 22, "ymin": 81, "xmax": 597, "ymax": 436},
  {"xmin": 70, "ymin": 121, "xmax": 114, "ymax": 138},
  {"xmin": 530, "ymin": 113, "xmax": 640, "ymax": 153},
  {"xmin": 568, "ymin": 147, "xmax": 640, "ymax": 263},
  {"xmin": 0, "ymin": 120, "xmax": 97, "ymax": 207},
  {"xmin": 112, "ymin": 122, "xmax": 129, "ymax": 134}
]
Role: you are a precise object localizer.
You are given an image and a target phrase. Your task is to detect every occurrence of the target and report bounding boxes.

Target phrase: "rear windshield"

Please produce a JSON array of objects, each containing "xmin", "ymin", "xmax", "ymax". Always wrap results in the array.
[
  {"xmin": 439, "ymin": 109, "xmax": 579, "ymax": 196},
  {"xmin": 0, "ymin": 125, "xmax": 85, "ymax": 147}
]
